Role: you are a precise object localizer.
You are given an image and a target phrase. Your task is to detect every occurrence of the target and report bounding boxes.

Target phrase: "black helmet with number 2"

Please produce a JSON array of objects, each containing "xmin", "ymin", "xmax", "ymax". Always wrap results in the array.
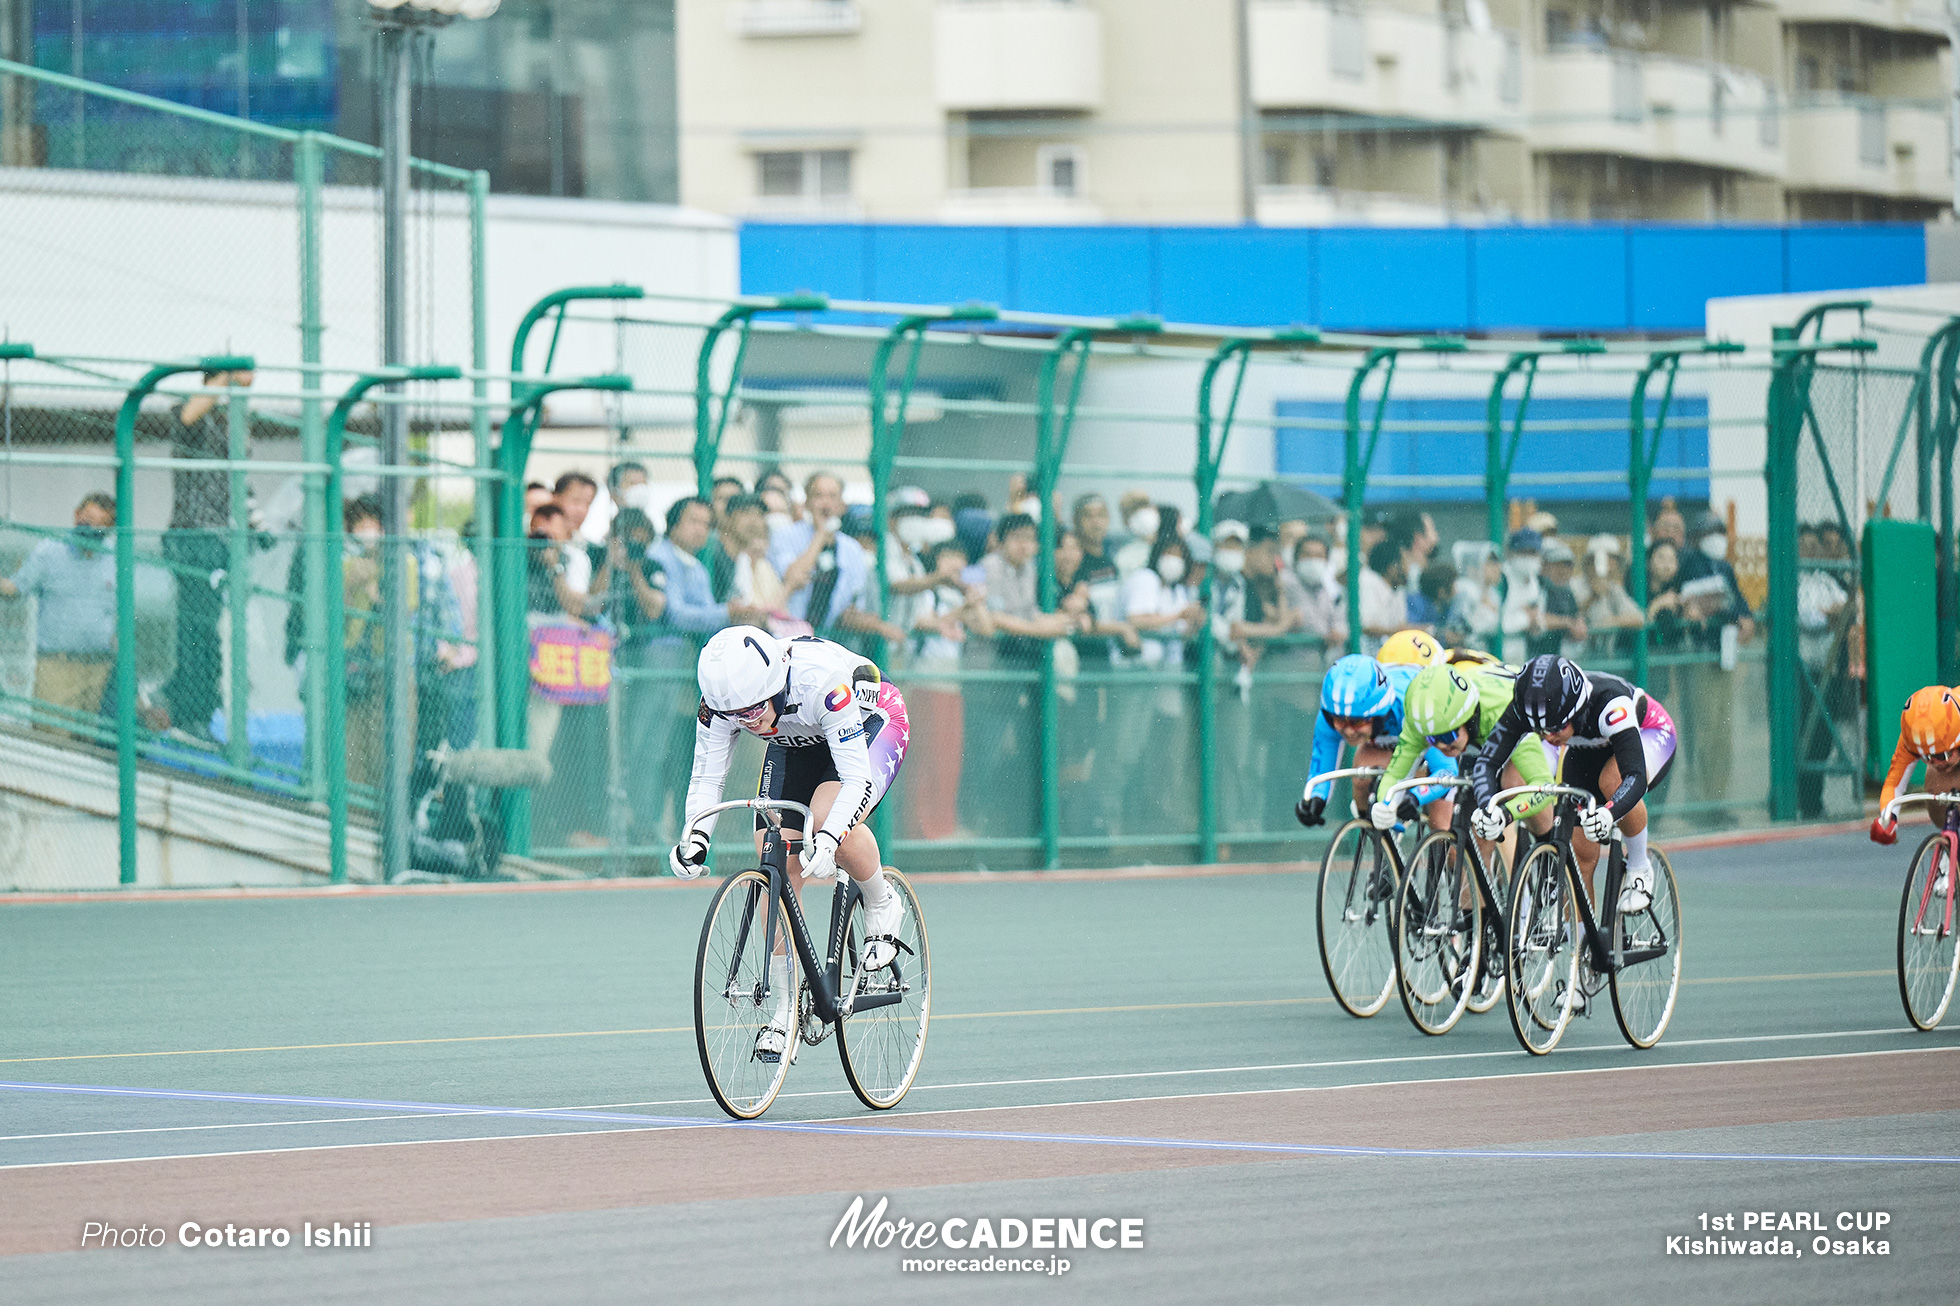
[{"xmin": 1515, "ymin": 654, "xmax": 1590, "ymax": 732}]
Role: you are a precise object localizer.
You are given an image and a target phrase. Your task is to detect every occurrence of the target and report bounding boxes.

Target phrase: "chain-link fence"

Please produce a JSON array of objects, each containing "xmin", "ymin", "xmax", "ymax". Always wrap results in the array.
[{"xmin": 1, "ymin": 292, "xmax": 1920, "ymax": 890}]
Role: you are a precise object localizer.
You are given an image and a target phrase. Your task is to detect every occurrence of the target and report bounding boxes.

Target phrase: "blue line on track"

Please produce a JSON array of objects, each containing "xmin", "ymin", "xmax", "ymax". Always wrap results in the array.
[{"xmin": 5, "ymin": 1080, "xmax": 1958, "ymax": 1167}]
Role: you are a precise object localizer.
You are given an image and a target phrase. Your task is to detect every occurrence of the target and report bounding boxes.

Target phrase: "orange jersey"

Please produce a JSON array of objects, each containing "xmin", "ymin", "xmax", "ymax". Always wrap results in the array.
[{"xmin": 1878, "ymin": 733, "xmax": 1919, "ymax": 813}]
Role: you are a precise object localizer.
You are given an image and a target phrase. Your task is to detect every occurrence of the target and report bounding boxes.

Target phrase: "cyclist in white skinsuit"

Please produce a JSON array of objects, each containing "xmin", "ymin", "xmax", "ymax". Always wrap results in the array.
[{"xmin": 671, "ymin": 626, "xmax": 912, "ymax": 1061}]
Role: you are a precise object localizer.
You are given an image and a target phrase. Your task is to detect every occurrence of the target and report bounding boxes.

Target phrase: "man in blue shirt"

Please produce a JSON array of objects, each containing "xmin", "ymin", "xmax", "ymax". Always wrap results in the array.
[
  {"xmin": 0, "ymin": 493, "xmax": 118, "ymax": 737},
  {"xmin": 766, "ymin": 471, "xmax": 904, "ymax": 649}
]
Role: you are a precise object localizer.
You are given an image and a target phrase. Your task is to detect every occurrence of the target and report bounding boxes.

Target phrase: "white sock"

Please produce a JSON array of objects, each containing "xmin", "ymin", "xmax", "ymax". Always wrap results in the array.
[
  {"xmin": 1625, "ymin": 829, "xmax": 1650, "ymax": 878},
  {"xmin": 856, "ymin": 868, "xmax": 893, "ymax": 910},
  {"xmin": 769, "ymin": 955, "xmax": 791, "ymax": 1026}
]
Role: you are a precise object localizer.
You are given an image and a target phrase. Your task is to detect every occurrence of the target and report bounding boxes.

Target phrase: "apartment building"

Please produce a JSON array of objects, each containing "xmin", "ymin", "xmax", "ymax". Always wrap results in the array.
[{"xmin": 678, "ymin": 0, "xmax": 1953, "ymax": 223}]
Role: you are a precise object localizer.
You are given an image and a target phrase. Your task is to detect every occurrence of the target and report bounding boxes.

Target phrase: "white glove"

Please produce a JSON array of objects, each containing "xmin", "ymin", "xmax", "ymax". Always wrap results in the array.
[
  {"xmin": 1580, "ymin": 804, "xmax": 1616, "ymax": 843},
  {"xmin": 799, "ymin": 830, "xmax": 841, "ymax": 880},
  {"xmin": 668, "ymin": 830, "xmax": 709, "ymax": 879},
  {"xmin": 1369, "ymin": 800, "xmax": 1398, "ymax": 831},
  {"xmin": 1470, "ymin": 803, "xmax": 1508, "ymax": 842}
]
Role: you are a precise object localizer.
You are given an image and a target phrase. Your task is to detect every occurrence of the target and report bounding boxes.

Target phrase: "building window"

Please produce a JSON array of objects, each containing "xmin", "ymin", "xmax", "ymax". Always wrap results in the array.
[
  {"xmin": 756, "ymin": 149, "xmax": 853, "ymax": 201},
  {"xmin": 1036, "ymin": 145, "xmax": 1083, "ymax": 196},
  {"xmin": 1263, "ymin": 143, "xmax": 1290, "ymax": 186},
  {"xmin": 1329, "ymin": 7, "xmax": 1365, "ymax": 81}
]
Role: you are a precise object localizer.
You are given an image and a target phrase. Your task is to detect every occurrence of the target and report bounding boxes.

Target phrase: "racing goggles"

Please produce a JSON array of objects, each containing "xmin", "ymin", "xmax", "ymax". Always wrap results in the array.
[
  {"xmin": 1425, "ymin": 726, "xmax": 1467, "ymax": 746},
  {"xmin": 1324, "ymin": 712, "xmax": 1375, "ymax": 733},
  {"xmin": 716, "ymin": 700, "xmax": 774, "ymax": 727}
]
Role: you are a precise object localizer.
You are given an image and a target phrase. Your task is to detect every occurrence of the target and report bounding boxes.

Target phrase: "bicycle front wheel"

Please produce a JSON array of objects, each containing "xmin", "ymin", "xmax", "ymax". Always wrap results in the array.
[
  {"xmin": 1395, "ymin": 831, "xmax": 1479, "ymax": 1036},
  {"xmin": 838, "ymin": 868, "xmax": 932, "ymax": 1110},
  {"xmin": 1898, "ymin": 833, "xmax": 1960, "ymax": 1031},
  {"xmin": 1506, "ymin": 842, "xmax": 1578, "ymax": 1055},
  {"xmin": 1317, "ymin": 819, "xmax": 1400, "ymax": 1018},
  {"xmin": 695, "ymin": 869, "xmax": 800, "ymax": 1120},
  {"xmin": 1610, "ymin": 848, "xmax": 1683, "ymax": 1048}
]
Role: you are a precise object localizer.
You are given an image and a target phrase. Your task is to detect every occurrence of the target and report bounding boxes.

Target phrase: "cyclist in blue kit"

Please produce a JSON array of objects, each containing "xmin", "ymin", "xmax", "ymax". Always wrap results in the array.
[{"xmin": 1295, "ymin": 653, "xmax": 1459, "ymax": 832}]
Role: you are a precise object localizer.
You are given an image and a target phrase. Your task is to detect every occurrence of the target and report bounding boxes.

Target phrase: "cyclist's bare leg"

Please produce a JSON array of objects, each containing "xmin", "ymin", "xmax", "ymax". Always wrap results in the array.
[
  {"xmin": 1352, "ymin": 743, "xmax": 1390, "ymax": 809},
  {"xmin": 1571, "ymin": 757, "xmax": 1651, "ymax": 901}
]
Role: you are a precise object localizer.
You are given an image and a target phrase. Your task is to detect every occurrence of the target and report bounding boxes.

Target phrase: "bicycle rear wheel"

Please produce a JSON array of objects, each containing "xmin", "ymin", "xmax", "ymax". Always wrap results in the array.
[
  {"xmin": 695, "ymin": 869, "xmax": 800, "ymax": 1120},
  {"xmin": 1898, "ymin": 834, "xmax": 1960, "ymax": 1031},
  {"xmin": 838, "ymin": 868, "xmax": 932, "ymax": 1109},
  {"xmin": 1316, "ymin": 820, "xmax": 1399, "ymax": 1018},
  {"xmin": 1465, "ymin": 844, "xmax": 1510, "ymax": 1015},
  {"xmin": 1609, "ymin": 848, "xmax": 1683, "ymax": 1048},
  {"xmin": 1505, "ymin": 842, "xmax": 1578, "ymax": 1055},
  {"xmin": 1395, "ymin": 831, "xmax": 1479, "ymax": 1035}
]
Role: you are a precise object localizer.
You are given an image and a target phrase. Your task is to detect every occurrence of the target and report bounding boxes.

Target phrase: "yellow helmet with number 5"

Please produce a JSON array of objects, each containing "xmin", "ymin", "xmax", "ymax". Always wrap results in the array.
[{"xmin": 1377, "ymin": 629, "xmax": 1444, "ymax": 668}]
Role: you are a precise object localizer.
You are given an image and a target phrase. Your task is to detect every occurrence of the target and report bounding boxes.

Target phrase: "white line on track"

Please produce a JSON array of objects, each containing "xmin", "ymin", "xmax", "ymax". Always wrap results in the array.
[{"xmin": 4, "ymin": 1035, "xmax": 1955, "ymax": 1159}]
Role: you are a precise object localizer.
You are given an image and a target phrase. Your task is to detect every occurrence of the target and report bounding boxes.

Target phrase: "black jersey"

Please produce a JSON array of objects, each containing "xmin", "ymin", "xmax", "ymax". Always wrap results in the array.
[{"xmin": 1475, "ymin": 670, "xmax": 1654, "ymax": 820}]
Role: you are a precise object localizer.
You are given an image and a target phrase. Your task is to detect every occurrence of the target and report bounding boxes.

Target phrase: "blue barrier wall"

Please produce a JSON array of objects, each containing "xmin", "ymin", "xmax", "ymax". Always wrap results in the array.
[
  {"xmin": 740, "ymin": 223, "xmax": 1927, "ymax": 334},
  {"xmin": 1274, "ymin": 396, "xmax": 1711, "ymax": 503}
]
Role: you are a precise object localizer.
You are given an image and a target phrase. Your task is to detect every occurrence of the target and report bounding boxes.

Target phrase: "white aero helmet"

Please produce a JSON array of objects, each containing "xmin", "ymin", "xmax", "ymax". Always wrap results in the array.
[{"xmin": 698, "ymin": 626, "xmax": 789, "ymax": 713}]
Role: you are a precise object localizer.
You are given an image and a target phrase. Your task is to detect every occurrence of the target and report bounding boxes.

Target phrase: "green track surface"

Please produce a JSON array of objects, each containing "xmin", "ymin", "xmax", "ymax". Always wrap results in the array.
[{"xmin": 4, "ymin": 831, "xmax": 1955, "ymax": 1164}]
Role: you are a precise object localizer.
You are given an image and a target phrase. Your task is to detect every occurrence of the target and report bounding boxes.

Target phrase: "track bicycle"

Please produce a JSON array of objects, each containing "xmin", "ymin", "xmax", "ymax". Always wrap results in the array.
[
  {"xmin": 689, "ymin": 797, "xmax": 931, "ymax": 1119},
  {"xmin": 1880, "ymin": 791, "xmax": 1960, "ymax": 1031},
  {"xmin": 1310, "ymin": 766, "xmax": 1412, "ymax": 1018},
  {"xmin": 1487, "ymin": 784, "xmax": 1682, "ymax": 1055},
  {"xmin": 1384, "ymin": 774, "xmax": 1514, "ymax": 1036}
]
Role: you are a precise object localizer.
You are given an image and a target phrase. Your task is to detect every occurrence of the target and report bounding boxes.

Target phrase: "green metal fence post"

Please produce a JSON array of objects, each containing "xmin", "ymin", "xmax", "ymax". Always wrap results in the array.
[
  {"xmin": 691, "ymin": 292, "xmax": 830, "ymax": 497},
  {"xmin": 863, "ymin": 303, "xmax": 997, "ymax": 852},
  {"xmin": 113, "ymin": 354, "xmax": 253, "ymax": 885},
  {"xmin": 1484, "ymin": 354, "xmax": 1535, "ymax": 554},
  {"xmin": 491, "ymin": 373, "xmax": 632, "ymax": 856},
  {"xmin": 325, "ymin": 367, "xmax": 461, "ymax": 883},
  {"xmin": 297, "ymin": 131, "xmax": 328, "ymax": 798},
  {"xmin": 1343, "ymin": 348, "xmax": 1398, "ymax": 655},
  {"xmin": 1035, "ymin": 326, "xmax": 1095, "ymax": 870},
  {"xmin": 224, "ymin": 384, "xmax": 252, "ymax": 772},
  {"xmin": 1936, "ymin": 330, "xmax": 1960, "ymax": 683},
  {"xmin": 1627, "ymin": 353, "xmax": 1678, "ymax": 691},
  {"xmin": 469, "ymin": 169, "xmax": 496, "ymax": 750},
  {"xmin": 1194, "ymin": 336, "xmax": 1257, "ymax": 865},
  {"xmin": 1766, "ymin": 329, "xmax": 1802, "ymax": 821}
]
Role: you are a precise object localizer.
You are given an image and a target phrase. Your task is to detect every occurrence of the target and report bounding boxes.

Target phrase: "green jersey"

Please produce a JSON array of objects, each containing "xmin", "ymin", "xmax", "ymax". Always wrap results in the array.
[{"xmin": 1383, "ymin": 664, "xmax": 1555, "ymax": 818}]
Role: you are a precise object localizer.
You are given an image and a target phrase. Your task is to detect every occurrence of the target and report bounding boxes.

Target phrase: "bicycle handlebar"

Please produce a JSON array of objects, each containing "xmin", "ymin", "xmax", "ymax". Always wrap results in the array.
[
  {"xmin": 1382, "ymin": 773, "xmax": 1471, "ymax": 803},
  {"xmin": 1482, "ymin": 783, "xmax": 1604, "ymax": 815},
  {"xmin": 1881, "ymin": 792, "xmax": 1960, "ymax": 824},
  {"xmin": 1301, "ymin": 767, "xmax": 1384, "ymax": 802},
  {"xmin": 686, "ymin": 797, "xmax": 816, "ymax": 839}
]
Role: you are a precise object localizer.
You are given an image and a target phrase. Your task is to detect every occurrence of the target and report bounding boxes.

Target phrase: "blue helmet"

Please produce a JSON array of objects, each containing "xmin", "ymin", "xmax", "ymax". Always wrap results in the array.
[{"xmin": 1321, "ymin": 654, "xmax": 1395, "ymax": 719}]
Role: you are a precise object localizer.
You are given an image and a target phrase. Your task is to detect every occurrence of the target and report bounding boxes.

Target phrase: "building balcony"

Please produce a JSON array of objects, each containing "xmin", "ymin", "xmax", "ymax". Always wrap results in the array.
[
  {"xmin": 1532, "ymin": 47, "xmax": 1785, "ymax": 178},
  {"xmin": 934, "ymin": 0, "xmax": 1103, "ymax": 111},
  {"xmin": 940, "ymin": 186, "xmax": 1103, "ymax": 222},
  {"xmin": 1250, "ymin": 0, "xmax": 1522, "ymax": 127},
  {"xmin": 1772, "ymin": 0, "xmax": 1947, "ymax": 38},
  {"xmin": 1256, "ymin": 184, "xmax": 1512, "ymax": 226},
  {"xmin": 733, "ymin": 0, "xmax": 864, "ymax": 37},
  {"xmin": 1785, "ymin": 97, "xmax": 1951, "ymax": 201}
]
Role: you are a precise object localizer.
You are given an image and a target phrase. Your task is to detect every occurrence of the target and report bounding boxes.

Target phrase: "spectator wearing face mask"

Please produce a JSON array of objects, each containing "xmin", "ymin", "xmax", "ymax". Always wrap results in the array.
[
  {"xmin": 767, "ymin": 471, "xmax": 904, "ymax": 649},
  {"xmin": 1113, "ymin": 492, "xmax": 1163, "ymax": 578},
  {"xmin": 1675, "ymin": 511, "xmax": 1756, "ymax": 818},
  {"xmin": 1210, "ymin": 522, "xmax": 1293, "ymax": 667},
  {"xmin": 0, "ymin": 493, "xmax": 118, "ymax": 738},
  {"xmin": 884, "ymin": 497, "xmax": 956, "ymax": 656},
  {"xmin": 1288, "ymin": 533, "xmax": 1347, "ymax": 652},
  {"xmin": 1498, "ymin": 527, "xmax": 1543, "ymax": 664},
  {"xmin": 1117, "ymin": 514, "xmax": 1208, "ymax": 828}
]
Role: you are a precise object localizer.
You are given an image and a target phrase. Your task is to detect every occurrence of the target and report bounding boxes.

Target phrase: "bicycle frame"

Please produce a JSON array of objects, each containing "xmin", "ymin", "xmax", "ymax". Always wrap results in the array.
[
  {"xmin": 1884, "ymin": 792, "xmax": 1960, "ymax": 944},
  {"xmin": 689, "ymin": 798, "xmax": 907, "ymax": 1029},
  {"xmin": 1384, "ymin": 773, "xmax": 1508, "ymax": 937},
  {"xmin": 1485, "ymin": 783, "xmax": 1666, "ymax": 977}
]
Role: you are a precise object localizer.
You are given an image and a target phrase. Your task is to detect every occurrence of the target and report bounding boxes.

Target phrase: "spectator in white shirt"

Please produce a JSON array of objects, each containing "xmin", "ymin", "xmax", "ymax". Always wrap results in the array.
[{"xmin": 1359, "ymin": 537, "xmax": 1410, "ymax": 646}]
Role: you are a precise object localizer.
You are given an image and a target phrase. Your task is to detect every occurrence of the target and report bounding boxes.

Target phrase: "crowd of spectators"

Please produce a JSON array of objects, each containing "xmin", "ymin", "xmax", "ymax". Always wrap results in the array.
[{"xmin": 495, "ymin": 466, "xmax": 1780, "ymax": 848}]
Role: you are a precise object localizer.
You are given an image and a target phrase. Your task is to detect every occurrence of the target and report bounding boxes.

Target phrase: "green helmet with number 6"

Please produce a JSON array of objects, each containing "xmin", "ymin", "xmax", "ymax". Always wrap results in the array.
[{"xmin": 1403, "ymin": 663, "xmax": 1480, "ymax": 738}]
